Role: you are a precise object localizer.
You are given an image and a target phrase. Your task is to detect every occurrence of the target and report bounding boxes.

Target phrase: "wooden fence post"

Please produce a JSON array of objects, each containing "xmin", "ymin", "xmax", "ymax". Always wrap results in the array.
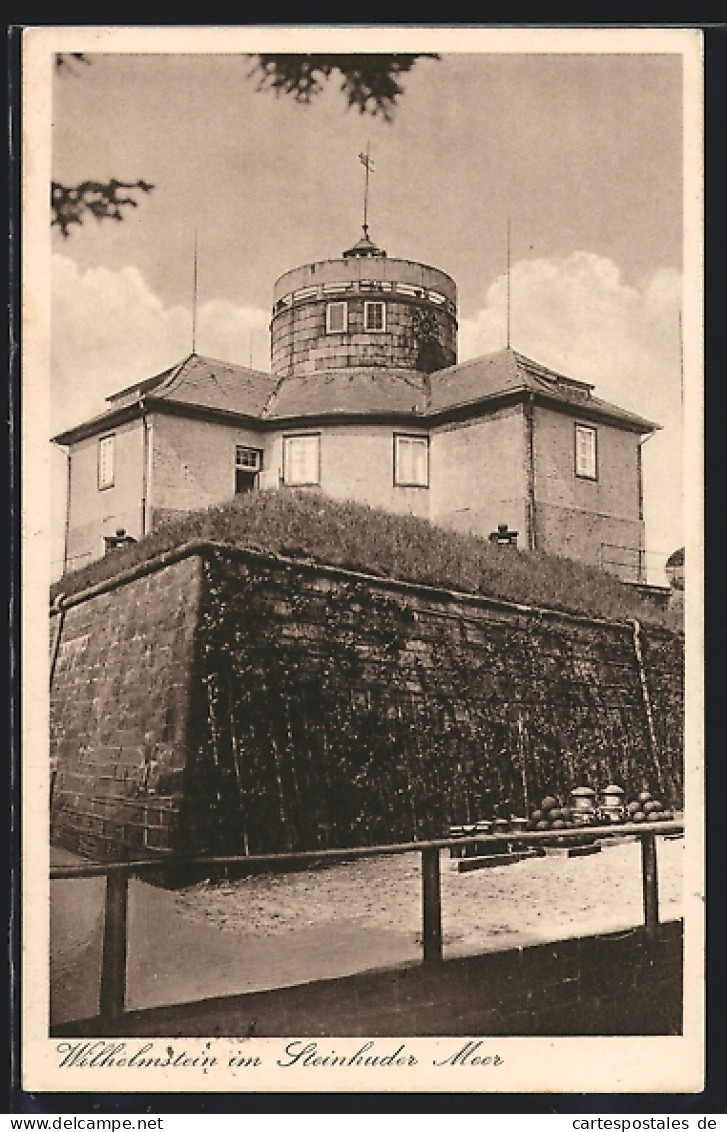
[
  {"xmin": 421, "ymin": 846, "xmax": 443, "ymax": 964},
  {"xmin": 640, "ymin": 831, "xmax": 659, "ymax": 941},
  {"xmin": 99, "ymin": 870, "xmax": 129, "ymax": 1023}
]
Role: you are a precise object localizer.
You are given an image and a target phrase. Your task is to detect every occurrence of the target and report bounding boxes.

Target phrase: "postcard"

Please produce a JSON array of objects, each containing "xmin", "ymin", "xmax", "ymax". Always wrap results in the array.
[{"xmin": 20, "ymin": 24, "xmax": 704, "ymax": 1098}]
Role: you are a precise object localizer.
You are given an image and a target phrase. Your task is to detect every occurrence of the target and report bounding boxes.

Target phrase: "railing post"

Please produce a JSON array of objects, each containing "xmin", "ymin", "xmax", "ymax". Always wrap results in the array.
[
  {"xmin": 640, "ymin": 831, "xmax": 659, "ymax": 941},
  {"xmin": 99, "ymin": 870, "xmax": 129, "ymax": 1023},
  {"xmin": 421, "ymin": 846, "xmax": 443, "ymax": 964}
]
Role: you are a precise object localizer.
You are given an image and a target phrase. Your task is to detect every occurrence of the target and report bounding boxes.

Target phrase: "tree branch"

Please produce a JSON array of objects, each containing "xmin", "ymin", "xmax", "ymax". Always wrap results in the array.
[
  {"xmin": 250, "ymin": 53, "xmax": 438, "ymax": 121},
  {"xmin": 51, "ymin": 179, "xmax": 155, "ymax": 238}
]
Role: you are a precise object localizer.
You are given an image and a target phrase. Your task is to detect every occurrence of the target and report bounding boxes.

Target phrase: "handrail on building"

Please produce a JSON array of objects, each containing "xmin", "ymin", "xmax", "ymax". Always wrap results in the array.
[{"xmin": 51, "ymin": 819, "xmax": 683, "ymax": 1028}]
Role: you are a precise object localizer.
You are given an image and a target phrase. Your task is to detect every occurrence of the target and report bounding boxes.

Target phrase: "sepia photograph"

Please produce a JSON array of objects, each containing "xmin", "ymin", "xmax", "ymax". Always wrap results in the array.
[{"xmin": 21, "ymin": 26, "xmax": 703, "ymax": 1095}]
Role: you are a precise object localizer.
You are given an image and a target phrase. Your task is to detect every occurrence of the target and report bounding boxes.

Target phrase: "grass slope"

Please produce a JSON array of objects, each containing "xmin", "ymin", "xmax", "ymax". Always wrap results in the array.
[{"xmin": 52, "ymin": 489, "xmax": 681, "ymax": 630}]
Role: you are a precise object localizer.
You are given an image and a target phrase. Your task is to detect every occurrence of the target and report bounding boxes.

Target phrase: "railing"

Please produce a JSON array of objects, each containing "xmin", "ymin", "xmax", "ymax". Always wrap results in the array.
[
  {"xmin": 273, "ymin": 280, "xmax": 457, "ymax": 317},
  {"xmin": 600, "ymin": 543, "xmax": 673, "ymax": 587},
  {"xmin": 600, "ymin": 542, "xmax": 644, "ymax": 583},
  {"xmin": 51, "ymin": 819, "xmax": 683, "ymax": 1028}
]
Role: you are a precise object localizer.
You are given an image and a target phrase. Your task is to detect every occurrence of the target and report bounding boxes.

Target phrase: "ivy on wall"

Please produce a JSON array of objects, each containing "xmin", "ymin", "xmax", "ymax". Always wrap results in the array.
[
  {"xmin": 178, "ymin": 550, "xmax": 684, "ymax": 857},
  {"xmin": 411, "ymin": 307, "xmax": 447, "ymax": 373}
]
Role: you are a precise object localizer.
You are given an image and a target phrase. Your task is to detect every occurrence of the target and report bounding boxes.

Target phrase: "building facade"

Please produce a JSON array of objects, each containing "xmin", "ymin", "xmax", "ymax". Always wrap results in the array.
[{"xmin": 53, "ymin": 232, "xmax": 657, "ymax": 581}]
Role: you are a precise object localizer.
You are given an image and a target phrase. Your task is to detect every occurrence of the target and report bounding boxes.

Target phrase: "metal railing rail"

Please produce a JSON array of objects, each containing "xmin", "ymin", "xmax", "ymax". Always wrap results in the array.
[{"xmin": 51, "ymin": 819, "xmax": 683, "ymax": 1027}]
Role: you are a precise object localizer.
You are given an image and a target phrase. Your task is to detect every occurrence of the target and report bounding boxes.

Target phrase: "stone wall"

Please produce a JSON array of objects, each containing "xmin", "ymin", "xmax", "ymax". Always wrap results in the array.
[
  {"xmin": 270, "ymin": 296, "xmax": 456, "ymax": 377},
  {"xmin": 50, "ymin": 552, "xmax": 202, "ymax": 859},
  {"xmin": 50, "ymin": 544, "xmax": 684, "ymax": 862}
]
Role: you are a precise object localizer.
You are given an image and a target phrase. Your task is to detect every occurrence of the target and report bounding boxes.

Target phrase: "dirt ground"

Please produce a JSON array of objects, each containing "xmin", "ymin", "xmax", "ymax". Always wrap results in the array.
[
  {"xmin": 50, "ymin": 836, "xmax": 684, "ymax": 1025},
  {"xmin": 176, "ymin": 835, "xmax": 685, "ymax": 949}
]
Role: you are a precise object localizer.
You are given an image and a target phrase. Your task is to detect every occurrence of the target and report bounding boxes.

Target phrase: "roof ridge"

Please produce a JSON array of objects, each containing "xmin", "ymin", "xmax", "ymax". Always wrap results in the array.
[
  {"xmin": 150, "ymin": 352, "xmax": 197, "ymax": 399},
  {"xmin": 105, "ymin": 354, "xmax": 193, "ymax": 404},
  {"xmin": 147, "ymin": 352, "xmax": 278, "ymax": 408},
  {"xmin": 261, "ymin": 370, "xmax": 290, "ymax": 419},
  {"xmin": 430, "ymin": 346, "xmax": 512, "ymax": 379},
  {"xmin": 513, "ymin": 349, "xmax": 595, "ymax": 390},
  {"xmin": 183, "ymin": 351, "xmax": 277, "ymax": 379}
]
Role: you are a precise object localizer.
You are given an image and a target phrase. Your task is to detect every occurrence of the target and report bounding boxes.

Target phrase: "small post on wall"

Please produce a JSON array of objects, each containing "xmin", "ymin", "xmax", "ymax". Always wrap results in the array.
[{"xmin": 421, "ymin": 846, "xmax": 443, "ymax": 964}]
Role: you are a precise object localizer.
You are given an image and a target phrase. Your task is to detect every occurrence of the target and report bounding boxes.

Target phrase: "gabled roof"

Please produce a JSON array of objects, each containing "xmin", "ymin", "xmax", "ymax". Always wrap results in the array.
[
  {"xmin": 53, "ymin": 354, "xmax": 278, "ymax": 444},
  {"xmin": 52, "ymin": 346, "xmax": 658, "ymax": 445},
  {"xmin": 264, "ymin": 367, "xmax": 428, "ymax": 420},
  {"xmin": 428, "ymin": 347, "xmax": 527, "ymax": 412},
  {"xmin": 108, "ymin": 352, "xmax": 277, "ymax": 416},
  {"xmin": 428, "ymin": 347, "xmax": 657, "ymax": 431}
]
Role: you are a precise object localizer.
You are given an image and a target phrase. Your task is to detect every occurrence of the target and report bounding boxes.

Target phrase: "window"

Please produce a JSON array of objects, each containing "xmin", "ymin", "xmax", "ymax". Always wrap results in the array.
[
  {"xmin": 326, "ymin": 301, "xmax": 348, "ymax": 334},
  {"xmin": 235, "ymin": 445, "xmax": 262, "ymax": 493},
  {"xmin": 97, "ymin": 435, "xmax": 115, "ymax": 490},
  {"xmin": 236, "ymin": 445, "xmax": 261, "ymax": 471},
  {"xmin": 283, "ymin": 434, "xmax": 321, "ymax": 485},
  {"xmin": 575, "ymin": 424, "xmax": 597, "ymax": 480},
  {"xmin": 364, "ymin": 300, "xmax": 386, "ymax": 332},
  {"xmin": 395, "ymin": 434, "xmax": 429, "ymax": 487}
]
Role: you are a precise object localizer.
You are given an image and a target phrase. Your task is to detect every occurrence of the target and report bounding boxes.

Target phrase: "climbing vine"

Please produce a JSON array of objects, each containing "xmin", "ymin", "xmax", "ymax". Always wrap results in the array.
[
  {"xmin": 411, "ymin": 307, "xmax": 446, "ymax": 373},
  {"xmin": 177, "ymin": 550, "xmax": 684, "ymax": 856}
]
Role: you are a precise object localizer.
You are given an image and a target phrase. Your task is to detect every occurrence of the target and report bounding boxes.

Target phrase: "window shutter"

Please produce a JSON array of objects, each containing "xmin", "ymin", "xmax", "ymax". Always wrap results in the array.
[
  {"xmin": 395, "ymin": 435, "xmax": 428, "ymax": 486},
  {"xmin": 284, "ymin": 435, "xmax": 320, "ymax": 484},
  {"xmin": 98, "ymin": 435, "xmax": 115, "ymax": 489},
  {"xmin": 575, "ymin": 425, "xmax": 597, "ymax": 478}
]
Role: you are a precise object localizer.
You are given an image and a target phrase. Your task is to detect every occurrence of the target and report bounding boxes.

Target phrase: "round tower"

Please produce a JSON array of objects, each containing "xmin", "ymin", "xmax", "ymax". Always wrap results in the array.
[{"xmin": 270, "ymin": 232, "xmax": 458, "ymax": 377}]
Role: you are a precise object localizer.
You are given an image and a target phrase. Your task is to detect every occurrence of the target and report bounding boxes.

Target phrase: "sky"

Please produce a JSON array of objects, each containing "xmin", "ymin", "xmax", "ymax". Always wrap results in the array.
[{"xmin": 48, "ymin": 40, "xmax": 692, "ymax": 581}]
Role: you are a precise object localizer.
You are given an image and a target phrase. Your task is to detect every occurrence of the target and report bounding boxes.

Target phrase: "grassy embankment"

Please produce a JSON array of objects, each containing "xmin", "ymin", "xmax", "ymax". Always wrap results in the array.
[{"xmin": 52, "ymin": 489, "xmax": 681, "ymax": 631}]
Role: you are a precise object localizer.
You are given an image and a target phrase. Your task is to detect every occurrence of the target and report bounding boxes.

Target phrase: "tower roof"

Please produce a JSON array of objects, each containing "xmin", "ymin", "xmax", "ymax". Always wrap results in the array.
[{"xmin": 342, "ymin": 229, "xmax": 387, "ymax": 259}]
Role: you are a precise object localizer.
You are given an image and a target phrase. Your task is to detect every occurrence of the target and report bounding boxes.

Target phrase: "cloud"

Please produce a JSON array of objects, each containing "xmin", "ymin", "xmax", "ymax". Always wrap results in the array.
[
  {"xmin": 194, "ymin": 297, "xmax": 270, "ymax": 371},
  {"xmin": 460, "ymin": 252, "xmax": 681, "ymax": 419},
  {"xmin": 459, "ymin": 252, "xmax": 685, "ymax": 577},
  {"xmin": 51, "ymin": 255, "xmax": 271, "ymax": 434}
]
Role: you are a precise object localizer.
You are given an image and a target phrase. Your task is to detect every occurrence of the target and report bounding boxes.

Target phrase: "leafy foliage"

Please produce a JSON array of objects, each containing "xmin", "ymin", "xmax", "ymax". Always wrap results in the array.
[
  {"xmin": 52, "ymin": 489, "xmax": 682, "ymax": 632},
  {"xmin": 412, "ymin": 306, "xmax": 447, "ymax": 372},
  {"xmin": 55, "ymin": 52, "xmax": 89, "ymax": 72},
  {"xmin": 250, "ymin": 53, "xmax": 438, "ymax": 120},
  {"xmin": 51, "ymin": 179, "xmax": 155, "ymax": 238}
]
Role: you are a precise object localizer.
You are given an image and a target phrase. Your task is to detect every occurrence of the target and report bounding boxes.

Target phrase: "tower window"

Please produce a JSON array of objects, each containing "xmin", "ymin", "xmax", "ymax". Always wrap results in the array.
[
  {"xmin": 235, "ymin": 445, "xmax": 262, "ymax": 493},
  {"xmin": 575, "ymin": 424, "xmax": 598, "ymax": 480},
  {"xmin": 364, "ymin": 300, "xmax": 386, "ymax": 332},
  {"xmin": 394, "ymin": 434, "xmax": 429, "ymax": 487},
  {"xmin": 97, "ymin": 434, "xmax": 115, "ymax": 490},
  {"xmin": 283, "ymin": 434, "xmax": 321, "ymax": 486},
  {"xmin": 326, "ymin": 301, "xmax": 348, "ymax": 334}
]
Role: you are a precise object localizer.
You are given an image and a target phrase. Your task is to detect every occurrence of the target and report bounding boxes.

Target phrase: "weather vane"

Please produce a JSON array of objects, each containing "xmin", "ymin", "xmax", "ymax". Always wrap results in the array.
[{"xmin": 358, "ymin": 144, "xmax": 374, "ymax": 237}]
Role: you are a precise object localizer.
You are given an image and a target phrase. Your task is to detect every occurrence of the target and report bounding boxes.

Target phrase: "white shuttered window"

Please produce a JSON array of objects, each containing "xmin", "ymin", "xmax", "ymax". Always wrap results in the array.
[
  {"xmin": 283, "ymin": 434, "xmax": 321, "ymax": 485},
  {"xmin": 97, "ymin": 435, "xmax": 115, "ymax": 490},
  {"xmin": 395, "ymin": 435, "xmax": 429, "ymax": 487},
  {"xmin": 575, "ymin": 424, "xmax": 597, "ymax": 480}
]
